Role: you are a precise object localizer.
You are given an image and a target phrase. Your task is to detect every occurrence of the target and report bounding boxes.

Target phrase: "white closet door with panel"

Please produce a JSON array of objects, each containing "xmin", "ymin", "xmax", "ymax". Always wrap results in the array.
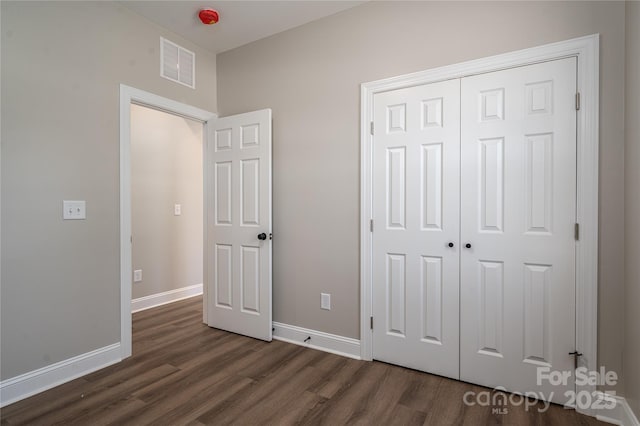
[
  {"xmin": 459, "ymin": 58, "xmax": 577, "ymax": 404},
  {"xmin": 207, "ymin": 109, "xmax": 272, "ymax": 341},
  {"xmin": 371, "ymin": 57, "xmax": 578, "ymax": 403},
  {"xmin": 372, "ymin": 79, "xmax": 461, "ymax": 379}
]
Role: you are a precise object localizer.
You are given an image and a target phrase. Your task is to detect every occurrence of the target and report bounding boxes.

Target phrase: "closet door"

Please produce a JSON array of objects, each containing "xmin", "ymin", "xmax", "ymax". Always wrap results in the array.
[
  {"xmin": 459, "ymin": 58, "xmax": 577, "ymax": 404},
  {"xmin": 372, "ymin": 79, "xmax": 460, "ymax": 379}
]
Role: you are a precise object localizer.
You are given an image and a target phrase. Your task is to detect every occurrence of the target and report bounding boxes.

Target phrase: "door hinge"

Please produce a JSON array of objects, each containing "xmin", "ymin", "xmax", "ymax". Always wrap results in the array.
[
  {"xmin": 370, "ymin": 219, "xmax": 374, "ymax": 232},
  {"xmin": 370, "ymin": 316, "xmax": 373, "ymax": 330},
  {"xmin": 575, "ymin": 223, "xmax": 580, "ymax": 241},
  {"xmin": 370, "ymin": 121, "xmax": 374, "ymax": 135},
  {"xmin": 576, "ymin": 92, "xmax": 581, "ymax": 111}
]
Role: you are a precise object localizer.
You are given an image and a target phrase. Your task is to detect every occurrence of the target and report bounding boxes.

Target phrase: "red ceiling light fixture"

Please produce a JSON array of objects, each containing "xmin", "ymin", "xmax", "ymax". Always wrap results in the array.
[{"xmin": 198, "ymin": 9, "xmax": 219, "ymax": 25}]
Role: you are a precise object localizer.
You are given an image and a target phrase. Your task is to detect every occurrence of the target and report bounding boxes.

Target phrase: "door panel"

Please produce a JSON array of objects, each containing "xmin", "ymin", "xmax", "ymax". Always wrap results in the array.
[
  {"xmin": 372, "ymin": 79, "xmax": 461, "ymax": 379},
  {"xmin": 460, "ymin": 58, "xmax": 576, "ymax": 404},
  {"xmin": 371, "ymin": 58, "xmax": 577, "ymax": 402},
  {"xmin": 207, "ymin": 109, "xmax": 272, "ymax": 341},
  {"xmin": 215, "ymin": 244, "xmax": 233, "ymax": 308}
]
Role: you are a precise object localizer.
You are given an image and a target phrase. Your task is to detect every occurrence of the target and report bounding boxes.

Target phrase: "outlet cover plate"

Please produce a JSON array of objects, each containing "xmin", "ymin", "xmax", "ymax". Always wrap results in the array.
[{"xmin": 321, "ymin": 293, "xmax": 331, "ymax": 310}]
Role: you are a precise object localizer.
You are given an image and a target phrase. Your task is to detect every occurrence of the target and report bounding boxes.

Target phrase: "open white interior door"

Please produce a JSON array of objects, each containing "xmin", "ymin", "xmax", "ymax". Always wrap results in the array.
[{"xmin": 207, "ymin": 109, "xmax": 272, "ymax": 341}]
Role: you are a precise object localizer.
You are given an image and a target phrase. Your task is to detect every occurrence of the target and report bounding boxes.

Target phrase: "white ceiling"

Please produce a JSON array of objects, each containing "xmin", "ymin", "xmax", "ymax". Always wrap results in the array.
[{"xmin": 121, "ymin": 1, "xmax": 365, "ymax": 54}]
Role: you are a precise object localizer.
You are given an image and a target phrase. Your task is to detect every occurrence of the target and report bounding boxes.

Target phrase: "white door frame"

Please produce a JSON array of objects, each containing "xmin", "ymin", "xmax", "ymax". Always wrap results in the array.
[
  {"xmin": 360, "ymin": 34, "xmax": 599, "ymax": 415},
  {"xmin": 119, "ymin": 84, "xmax": 216, "ymax": 358}
]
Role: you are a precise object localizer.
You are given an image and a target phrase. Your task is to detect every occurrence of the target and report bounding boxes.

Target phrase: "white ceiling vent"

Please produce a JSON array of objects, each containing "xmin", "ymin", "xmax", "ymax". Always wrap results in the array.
[{"xmin": 160, "ymin": 37, "xmax": 195, "ymax": 89}]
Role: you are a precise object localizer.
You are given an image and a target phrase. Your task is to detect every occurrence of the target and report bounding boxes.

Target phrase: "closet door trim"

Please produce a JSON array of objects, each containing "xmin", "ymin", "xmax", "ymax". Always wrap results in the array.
[{"xmin": 360, "ymin": 34, "xmax": 599, "ymax": 417}]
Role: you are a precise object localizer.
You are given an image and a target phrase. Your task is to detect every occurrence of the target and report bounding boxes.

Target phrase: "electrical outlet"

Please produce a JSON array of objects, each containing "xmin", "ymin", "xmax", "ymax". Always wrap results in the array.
[
  {"xmin": 133, "ymin": 269, "xmax": 142, "ymax": 282},
  {"xmin": 321, "ymin": 293, "xmax": 331, "ymax": 310},
  {"xmin": 174, "ymin": 204, "xmax": 181, "ymax": 216}
]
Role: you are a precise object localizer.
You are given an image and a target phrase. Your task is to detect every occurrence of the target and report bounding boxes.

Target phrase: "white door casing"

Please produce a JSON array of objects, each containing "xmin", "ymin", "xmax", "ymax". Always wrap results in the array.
[
  {"xmin": 459, "ymin": 58, "xmax": 577, "ymax": 404},
  {"xmin": 372, "ymin": 80, "xmax": 461, "ymax": 379},
  {"xmin": 120, "ymin": 85, "xmax": 216, "ymax": 359},
  {"xmin": 207, "ymin": 109, "xmax": 272, "ymax": 341},
  {"xmin": 361, "ymin": 34, "xmax": 598, "ymax": 415}
]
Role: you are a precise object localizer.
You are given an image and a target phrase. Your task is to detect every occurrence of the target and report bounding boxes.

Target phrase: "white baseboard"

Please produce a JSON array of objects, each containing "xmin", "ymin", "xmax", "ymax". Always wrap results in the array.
[
  {"xmin": 131, "ymin": 283, "xmax": 203, "ymax": 313},
  {"xmin": 272, "ymin": 322, "xmax": 361, "ymax": 360},
  {"xmin": 593, "ymin": 391, "xmax": 640, "ymax": 426},
  {"xmin": 0, "ymin": 343, "xmax": 121, "ymax": 408}
]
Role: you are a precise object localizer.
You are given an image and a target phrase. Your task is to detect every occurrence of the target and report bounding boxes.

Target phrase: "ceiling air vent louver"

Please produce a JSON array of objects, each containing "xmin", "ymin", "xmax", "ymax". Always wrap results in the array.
[{"xmin": 160, "ymin": 37, "xmax": 195, "ymax": 89}]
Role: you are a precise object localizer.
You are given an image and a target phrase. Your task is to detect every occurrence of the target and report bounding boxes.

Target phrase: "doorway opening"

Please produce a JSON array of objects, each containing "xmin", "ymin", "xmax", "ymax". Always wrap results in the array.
[
  {"xmin": 129, "ymin": 104, "xmax": 204, "ymax": 314},
  {"xmin": 119, "ymin": 85, "xmax": 216, "ymax": 358}
]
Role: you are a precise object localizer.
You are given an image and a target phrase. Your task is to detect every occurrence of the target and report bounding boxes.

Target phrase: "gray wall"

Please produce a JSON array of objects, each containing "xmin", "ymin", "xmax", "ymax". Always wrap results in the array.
[
  {"xmin": 131, "ymin": 105, "xmax": 203, "ymax": 300},
  {"xmin": 0, "ymin": 1, "xmax": 216, "ymax": 380},
  {"xmin": 217, "ymin": 1, "xmax": 626, "ymax": 392},
  {"xmin": 624, "ymin": 0, "xmax": 640, "ymax": 415}
]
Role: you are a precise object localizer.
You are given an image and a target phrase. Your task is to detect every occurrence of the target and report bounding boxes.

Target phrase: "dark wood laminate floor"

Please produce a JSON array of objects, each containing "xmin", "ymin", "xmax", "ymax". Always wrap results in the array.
[{"xmin": 1, "ymin": 296, "xmax": 606, "ymax": 426}]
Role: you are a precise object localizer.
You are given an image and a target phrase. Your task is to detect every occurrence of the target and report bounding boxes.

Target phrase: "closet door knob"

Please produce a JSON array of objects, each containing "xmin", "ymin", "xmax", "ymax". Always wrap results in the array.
[
  {"xmin": 448, "ymin": 242, "xmax": 454, "ymax": 248},
  {"xmin": 465, "ymin": 243, "xmax": 472, "ymax": 249}
]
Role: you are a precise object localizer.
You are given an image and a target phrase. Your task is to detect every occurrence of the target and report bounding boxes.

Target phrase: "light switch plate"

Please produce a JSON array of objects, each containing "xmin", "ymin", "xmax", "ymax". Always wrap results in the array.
[
  {"xmin": 174, "ymin": 204, "xmax": 181, "ymax": 216},
  {"xmin": 321, "ymin": 293, "xmax": 331, "ymax": 310},
  {"xmin": 63, "ymin": 200, "xmax": 86, "ymax": 220},
  {"xmin": 133, "ymin": 269, "xmax": 142, "ymax": 283}
]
